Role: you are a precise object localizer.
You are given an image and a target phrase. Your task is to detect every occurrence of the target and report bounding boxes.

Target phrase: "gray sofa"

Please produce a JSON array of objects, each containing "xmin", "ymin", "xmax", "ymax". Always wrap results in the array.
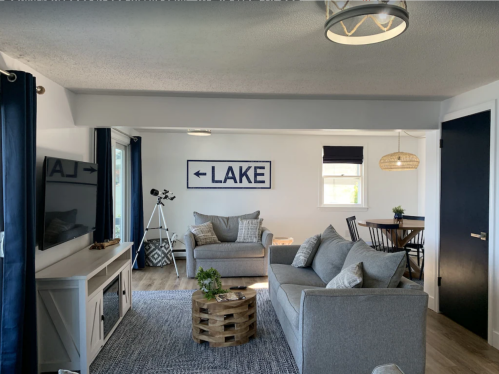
[
  {"xmin": 185, "ymin": 211, "xmax": 273, "ymax": 278},
  {"xmin": 269, "ymin": 243, "xmax": 428, "ymax": 374}
]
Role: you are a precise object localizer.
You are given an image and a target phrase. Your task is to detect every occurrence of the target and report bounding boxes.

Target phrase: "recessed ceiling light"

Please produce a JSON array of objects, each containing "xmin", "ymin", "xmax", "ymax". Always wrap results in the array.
[
  {"xmin": 187, "ymin": 129, "xmax": 211, "ymax": 137},
  {"xmin": 324, "ymin": 1, "xmax": 409, "ymax": 45}
]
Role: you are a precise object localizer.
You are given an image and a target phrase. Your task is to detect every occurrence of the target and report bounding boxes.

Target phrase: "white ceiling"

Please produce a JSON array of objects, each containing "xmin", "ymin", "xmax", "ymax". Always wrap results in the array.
[{"xmin": 0, "ymin": 1, "xmax": 499, "ymax": 100}]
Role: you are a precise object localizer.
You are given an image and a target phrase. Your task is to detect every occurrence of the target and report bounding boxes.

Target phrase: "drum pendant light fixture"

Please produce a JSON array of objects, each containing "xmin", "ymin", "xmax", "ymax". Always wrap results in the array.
[
  {"xmin": 324, "ymin": 1, "xmax": 409, "ymax": 45},
  {"xmin": 379, "ymin": 132, "xmax": 419, "ymax": 171}
]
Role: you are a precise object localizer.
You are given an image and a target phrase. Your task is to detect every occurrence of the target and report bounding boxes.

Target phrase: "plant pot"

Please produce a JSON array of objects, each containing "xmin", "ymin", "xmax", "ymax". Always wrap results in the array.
[{"xmin": 394, "ymin": 213, "xmax": 403, "ymax": 222}]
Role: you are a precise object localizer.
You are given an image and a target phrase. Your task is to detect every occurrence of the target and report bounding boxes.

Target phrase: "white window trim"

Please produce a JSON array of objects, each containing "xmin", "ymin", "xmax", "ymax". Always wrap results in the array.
[
  {"xmin": 318, "ymin": 141, "xmax": 369, "ymax": 211},
  {"xmin": 111, "ymin": 132, "xmax": 131, "ymax": 241}
]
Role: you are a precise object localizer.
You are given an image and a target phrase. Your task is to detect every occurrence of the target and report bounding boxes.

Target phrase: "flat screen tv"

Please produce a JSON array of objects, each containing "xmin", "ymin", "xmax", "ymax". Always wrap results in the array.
[{"xmin": 41, "ymin": 157, "xmax": 98, "ymax": 250}]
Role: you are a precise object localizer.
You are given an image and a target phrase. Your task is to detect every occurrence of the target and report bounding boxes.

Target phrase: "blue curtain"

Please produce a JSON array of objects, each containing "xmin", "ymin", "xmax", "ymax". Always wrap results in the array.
[
  {"xmin": 95, "ymin": 128, "xmax": 114, "ymax": 243},
  {"xmin": 131, "ymin": 137, "xmax": 145, "ymax": 269},
  {"xmin": 0, "ymin": 71, "xmax": 38, "ymax": 373}
]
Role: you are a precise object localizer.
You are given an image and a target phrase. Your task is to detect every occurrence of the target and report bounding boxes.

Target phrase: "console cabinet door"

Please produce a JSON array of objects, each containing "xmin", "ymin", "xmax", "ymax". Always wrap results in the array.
[
  {"xmin": 87, "ymin": 292, "xmax": 104, "ymax": 361},
  {"xmin": 121, "ymin": 266, "xmax": 131, "ymax": 316}
]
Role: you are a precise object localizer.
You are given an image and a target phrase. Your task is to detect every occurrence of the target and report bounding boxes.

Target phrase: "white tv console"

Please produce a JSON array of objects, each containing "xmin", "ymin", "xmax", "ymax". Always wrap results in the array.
[{"xmin": 35, "ymin": 242, "xmax": 133, "ymax": 374}]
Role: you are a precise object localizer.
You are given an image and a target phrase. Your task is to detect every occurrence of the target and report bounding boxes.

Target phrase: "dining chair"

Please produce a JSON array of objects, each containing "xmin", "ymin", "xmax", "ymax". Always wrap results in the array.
[
  {"xmin": 366, "ymin": 222, "xmax": 413, "ymax": 280},
  {"xmin": 346, "ymin": 216, "xmax": 360, "ymax": 242},
  {"xmin": 402, "ymin": 215, "xmax": 425, "ymax": 280}
]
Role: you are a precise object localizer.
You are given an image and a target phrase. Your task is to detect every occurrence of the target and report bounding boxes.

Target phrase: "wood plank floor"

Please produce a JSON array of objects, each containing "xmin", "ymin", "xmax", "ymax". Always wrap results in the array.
[{"xmin": 133, "ymin": 260, "xmax": 499, "ymax": 374}]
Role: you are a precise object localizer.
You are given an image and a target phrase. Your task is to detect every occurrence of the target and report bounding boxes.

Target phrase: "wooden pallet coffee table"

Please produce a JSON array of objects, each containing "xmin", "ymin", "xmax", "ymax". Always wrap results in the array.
[{"xmin": 192, "ymin": 288, "xmax": 257, "ymax": 348}]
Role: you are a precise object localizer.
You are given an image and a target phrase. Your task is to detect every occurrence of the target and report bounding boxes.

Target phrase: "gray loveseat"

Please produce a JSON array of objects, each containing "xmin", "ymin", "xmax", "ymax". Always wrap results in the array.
[
  {"xmin": 185, "ymin": 211, "xmax": 273, "ymax": 278},
  {"xmin": 269, "ymin": 229, "xmax": 428, "ymax": 374}
]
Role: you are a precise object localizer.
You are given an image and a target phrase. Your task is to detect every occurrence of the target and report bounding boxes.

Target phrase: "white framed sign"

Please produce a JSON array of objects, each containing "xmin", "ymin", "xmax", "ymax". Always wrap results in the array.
[{"xmin": 187, "ymin": 160, "xmax": 271, "ymax": 189}]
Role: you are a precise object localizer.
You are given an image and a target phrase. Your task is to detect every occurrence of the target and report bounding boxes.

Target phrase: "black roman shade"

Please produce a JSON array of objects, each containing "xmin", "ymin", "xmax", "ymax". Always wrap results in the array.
[{"xmin": 323, "ymin": 146, "xmax": 364, "ymax": 164}]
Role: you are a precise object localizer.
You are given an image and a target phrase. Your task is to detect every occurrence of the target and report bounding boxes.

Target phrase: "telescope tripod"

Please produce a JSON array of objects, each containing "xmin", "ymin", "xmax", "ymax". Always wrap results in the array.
[{"xmin": 132, "ymin": 198, "xmax": 179, "ymax": 277}]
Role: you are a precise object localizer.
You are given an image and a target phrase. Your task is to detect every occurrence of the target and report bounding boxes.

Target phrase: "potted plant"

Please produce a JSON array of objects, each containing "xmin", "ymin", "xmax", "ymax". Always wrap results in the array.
[
  {"xmin": 196, "ymin": 267, "xmax": 227, "ymax": 300},
  {"xmin": 392, "ymin": 206, "xmax": 405, "ymax": 221}
]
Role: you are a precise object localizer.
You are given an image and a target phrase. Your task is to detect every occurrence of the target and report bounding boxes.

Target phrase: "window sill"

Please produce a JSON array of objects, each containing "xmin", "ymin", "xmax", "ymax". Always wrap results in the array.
[{"xmin": 318, "ymin": 205, "xmax": 369, "ymax": 212}]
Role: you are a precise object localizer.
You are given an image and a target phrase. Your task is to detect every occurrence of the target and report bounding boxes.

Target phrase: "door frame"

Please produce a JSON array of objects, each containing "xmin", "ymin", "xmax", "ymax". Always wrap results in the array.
[
  {"xmin": 111, "ymin": 131, "xmax": 132, "ymax": 241},
  {"xmin": 437, "ymin": 100, "xmax": 497, "ymax": 346}
]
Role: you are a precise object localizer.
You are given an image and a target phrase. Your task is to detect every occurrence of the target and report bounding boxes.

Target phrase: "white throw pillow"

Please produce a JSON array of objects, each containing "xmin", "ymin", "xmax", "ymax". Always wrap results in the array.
[
  {"xmin": 326, "ymin": 262, "xmax": 364, "ymax": 289},
  {"xmin": 236, "ymin": 218, "xmax": 263, "ymax": 243}
]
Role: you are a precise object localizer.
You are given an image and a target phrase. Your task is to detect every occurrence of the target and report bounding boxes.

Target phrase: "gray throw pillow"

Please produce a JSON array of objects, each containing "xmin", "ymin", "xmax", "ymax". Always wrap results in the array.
[
  {"xmin": 291, "ymin": 234, "xmax": 321, "ymax": 268},
  {"xmin": 194, "ymin": 211, "xmax": 260, "ymax": 242},
  {"xmin": 236, "ymin": 218, "xmax": 263, "ymax": 243},
  {"xmin": 312, "ymin": 225, "xmax": 355, "ymax": 283},
  {"xmin": 326, "ymin": 262, "xmax": 363, "ymax": 289},
  {"xmin": 342, "ymin": 240, "xmax": 406, "ymax": 288},
  {"xmin": 189, "ymin": 221, "xmax": 221, "ymax": 246}
]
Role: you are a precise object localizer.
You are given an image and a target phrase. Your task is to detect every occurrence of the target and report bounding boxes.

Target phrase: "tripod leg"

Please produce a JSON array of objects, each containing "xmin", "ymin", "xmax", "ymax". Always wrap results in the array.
[
  {"xmin": 159, "ymin": 206, "xmax": 179, "ymax": 278},
  {"xmin": 159, "ymin": 204, "xmax": 164, "ymax": 268},
  {"xmin": 132, "ymin": 204, "xmax": 158, "ymax": 269}
]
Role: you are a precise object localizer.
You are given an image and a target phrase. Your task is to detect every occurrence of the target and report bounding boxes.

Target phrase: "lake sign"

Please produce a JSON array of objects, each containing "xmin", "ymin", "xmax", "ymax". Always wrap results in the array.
[{"xmin": 187, "ymin": 160, "xmax": 271, "ymax": 189}]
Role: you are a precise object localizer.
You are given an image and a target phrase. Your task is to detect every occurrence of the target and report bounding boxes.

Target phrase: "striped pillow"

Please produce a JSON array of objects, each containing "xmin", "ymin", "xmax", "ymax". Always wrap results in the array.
[
  {"xmin": 236, "ymin": 218, "xmax": 263, "ymax": 243},
  {"xmin": 189, "ymin": 221, "xmax": 221, "ymax": 246}
]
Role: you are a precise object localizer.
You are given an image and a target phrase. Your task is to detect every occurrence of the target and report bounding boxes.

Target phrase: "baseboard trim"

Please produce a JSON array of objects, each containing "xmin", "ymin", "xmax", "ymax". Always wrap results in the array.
[
  {"xmin": 492, "ymin": 330, "xmax": 499, "ymax": 349},
  {"xmin": 427, "ymin": 295, "xmax": 436, "ymax": 312}
]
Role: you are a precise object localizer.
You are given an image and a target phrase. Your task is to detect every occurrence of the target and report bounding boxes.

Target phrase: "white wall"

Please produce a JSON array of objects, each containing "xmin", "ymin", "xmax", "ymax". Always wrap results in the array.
[
  {"xmin": 75, "ymin": 94, "xmax": 441, "ymax": 131},
  {"xmin": 418, "ymin": 139, "xmax": 426, "ymax": 216},
  {"xmin": 428, "ymin": 79, "xmax": 499, "ymax": 347},
  {"xmin": 140, "ymin": 132, "xmax": 421, "ymax": 244}
]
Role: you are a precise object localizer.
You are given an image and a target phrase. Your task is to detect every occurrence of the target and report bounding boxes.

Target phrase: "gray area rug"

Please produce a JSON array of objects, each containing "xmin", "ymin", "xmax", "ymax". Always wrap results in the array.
[{"xmin": 90, "ymin": 289, "xmax": 299, "ymax": 374}]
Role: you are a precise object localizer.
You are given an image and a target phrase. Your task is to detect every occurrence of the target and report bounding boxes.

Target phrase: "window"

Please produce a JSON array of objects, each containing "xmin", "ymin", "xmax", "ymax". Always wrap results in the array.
[
  {"xmin": 321, "ymin": 146, "xmax": 366, "ymax": 208},
  {"xmin": 114, "ymin": 143, "xmax": 128, "ymax": 239}
]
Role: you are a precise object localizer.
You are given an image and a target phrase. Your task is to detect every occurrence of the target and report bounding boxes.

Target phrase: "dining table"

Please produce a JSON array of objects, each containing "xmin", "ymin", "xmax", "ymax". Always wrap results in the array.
[{"xmin": 357, "ymin": 218, "xmax": 424, "ymax": 279}]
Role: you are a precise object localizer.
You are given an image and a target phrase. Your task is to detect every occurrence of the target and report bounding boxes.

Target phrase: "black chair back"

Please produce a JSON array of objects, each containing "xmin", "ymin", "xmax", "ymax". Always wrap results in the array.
[
  {"xmin": 366, "ymin": 222, "xmax": 401, "ymax": 253},
  {"xmin": 402, "ymin": 215, "xmax": 425, "ymax": 221},
  {"xmin": 403, "ymin": 215, "xmax": 425, "ymax": 280},
  {"xmin": 346, "ymin": 216, "xmax": 360, "ymax": 242}
]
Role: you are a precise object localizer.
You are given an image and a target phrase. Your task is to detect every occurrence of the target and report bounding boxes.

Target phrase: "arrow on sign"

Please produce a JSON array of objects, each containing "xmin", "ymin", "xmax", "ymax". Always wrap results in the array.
[
  {"xmin": 83, "ymin": 166, "xmax": 97, "ymax": 174},
  {"xmin": 194, "ymin": 170, "xmax": 207, "ymax": 178}
]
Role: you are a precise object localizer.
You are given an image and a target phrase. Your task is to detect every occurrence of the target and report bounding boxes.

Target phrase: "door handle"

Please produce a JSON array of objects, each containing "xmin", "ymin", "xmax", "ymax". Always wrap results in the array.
[{"xmin": 471, "ymin": 232, "xmax": 487, "ymax": 241}]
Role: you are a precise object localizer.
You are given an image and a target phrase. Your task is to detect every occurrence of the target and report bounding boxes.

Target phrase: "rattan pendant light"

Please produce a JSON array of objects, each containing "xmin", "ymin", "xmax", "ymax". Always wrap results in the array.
[{"xmin": 379, "ymin": 132, "xmax": 419, "ymax": 171}]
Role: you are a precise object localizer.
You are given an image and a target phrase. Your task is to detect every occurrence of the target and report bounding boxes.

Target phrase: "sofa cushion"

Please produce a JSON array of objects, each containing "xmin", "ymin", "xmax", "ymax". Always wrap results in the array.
[
  {"xmin": 194, "ymin": 242, "xmax": 264, "ymax": 259},
  {"xmin": 342, "ymin": 240, "xmax": 406, "ymax": 288},
  {"xmin": 194, "ymin": 211, "xmax": 260, "ymax": 242},
  {"xmin": 277, "ymin": 284, "xmax": 324, "ymax": 332},
  {"xmin": 312, "ymin": 225, "xmax": 355, "ymax": 283},
  {"xmin": 269, "ymin": 264, "xmax": 326, "ymax": 294},
  {"xmin": 291, "ymin": 234, "xmax": 321, "ymax": 268}
]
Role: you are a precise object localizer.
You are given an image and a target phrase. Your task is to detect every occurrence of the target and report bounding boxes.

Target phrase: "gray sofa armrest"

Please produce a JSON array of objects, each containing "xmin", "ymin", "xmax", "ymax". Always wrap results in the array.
[
  {"xmin": 269, "ymin": 245, "xmax": 300, "ymax": 265},
  {"xmin": 261, "ymin": 227, "xmax": 273, "ymax": 275},
  {"xmin": 397, "ymin": 276, "xmax": 423, "ymax": 290},
  {"xmin": 261, "ymin": 227, "xmax": 273, "ymax": 250},
  {"xmin": 184, "ymin": 231, "xmax": 197, "ymax": 278},
  {"xmin": 299, "ymin": 288, "xmax": 428, "ymax": 374}
]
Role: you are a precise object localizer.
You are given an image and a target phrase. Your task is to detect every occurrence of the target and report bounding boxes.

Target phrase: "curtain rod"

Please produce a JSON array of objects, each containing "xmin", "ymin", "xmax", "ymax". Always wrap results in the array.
[
  {"xmin": 0, "ymin": 69, "xmax": 46, "ymax": 94},
  {"xmin": 112, "ymin": 128, "xmax": 138, "ymax": 142}
]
